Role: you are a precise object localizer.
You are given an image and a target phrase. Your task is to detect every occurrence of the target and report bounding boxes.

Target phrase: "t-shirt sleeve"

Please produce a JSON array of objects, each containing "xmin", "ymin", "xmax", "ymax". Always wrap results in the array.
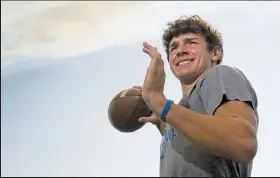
[{"xmin": 199, "ymin": 65, "xmax": 258, "ymax": 117}]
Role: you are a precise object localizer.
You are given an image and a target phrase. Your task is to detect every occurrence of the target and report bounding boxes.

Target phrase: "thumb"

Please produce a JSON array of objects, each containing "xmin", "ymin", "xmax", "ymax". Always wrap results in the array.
[
  {"xmin": 138, "ymin": 116, "xmax": 150, "ymax": 124},
  {"xmin": 132, "ymin": 86, "xmax": 142, "ymax": 91},
  {"xmin": 138, "ymin": 115, "xmax": 158, "ymax": 124}
]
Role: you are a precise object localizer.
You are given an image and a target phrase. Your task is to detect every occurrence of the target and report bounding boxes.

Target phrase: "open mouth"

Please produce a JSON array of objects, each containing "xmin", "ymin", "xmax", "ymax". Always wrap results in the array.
[{"xmin": 176, "ymin": 60, "xmax": 193, "ymax": 66}]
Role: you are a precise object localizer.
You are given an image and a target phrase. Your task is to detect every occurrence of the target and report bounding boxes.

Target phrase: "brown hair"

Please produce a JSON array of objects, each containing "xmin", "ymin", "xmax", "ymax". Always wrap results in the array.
[{"xmin": 162, "ymin": 15, "xmax": 223, "ymax": 64}]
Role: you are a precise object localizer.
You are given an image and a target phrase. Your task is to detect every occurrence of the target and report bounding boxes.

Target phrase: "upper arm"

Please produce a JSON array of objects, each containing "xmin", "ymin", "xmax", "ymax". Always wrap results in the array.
[
  {"xmin": 215, "ymin": 100, "xmax": 258, "ymax": 131},
  {"xmin": 199, "ymin": 65, "xmax": 259, "ymax": 130}
]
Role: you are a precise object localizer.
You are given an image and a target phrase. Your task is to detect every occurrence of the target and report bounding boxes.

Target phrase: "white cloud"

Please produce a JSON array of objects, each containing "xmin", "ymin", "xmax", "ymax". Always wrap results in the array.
[
  {"xmin": 1, "ymin": 1, "xmax": 175, "ymax": 60},
  {"xmin": 2, "ymin": 1, "xmax": 279, "ymax": 67}
]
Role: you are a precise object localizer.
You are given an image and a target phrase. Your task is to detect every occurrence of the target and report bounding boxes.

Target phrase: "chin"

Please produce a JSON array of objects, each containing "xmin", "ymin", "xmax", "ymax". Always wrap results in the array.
[
  {"xmin": 174, "ymin": 70, "xmax": 201, "ymax": 83},
  {"xmin": 176, "ymin": 69, "xmax": 195, "ymax": 77}
]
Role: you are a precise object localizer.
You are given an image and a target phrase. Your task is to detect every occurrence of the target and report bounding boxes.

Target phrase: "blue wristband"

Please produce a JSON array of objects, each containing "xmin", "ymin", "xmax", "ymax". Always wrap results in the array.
[{"xmin": 160, "ymin": 99, "xmax": 174, "ymax": 122}]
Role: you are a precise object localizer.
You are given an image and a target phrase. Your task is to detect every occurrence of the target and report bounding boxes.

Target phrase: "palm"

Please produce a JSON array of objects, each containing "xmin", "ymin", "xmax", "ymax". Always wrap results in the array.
[{"xmin": 133, "ymin": 85, "xmax": 162, "ymax": 124}]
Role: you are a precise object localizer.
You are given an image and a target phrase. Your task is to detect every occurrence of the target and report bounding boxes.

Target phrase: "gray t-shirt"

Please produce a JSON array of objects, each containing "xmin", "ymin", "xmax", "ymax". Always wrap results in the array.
[{"xmin": 160, "ymin": 65, "xmax": 258, "ymax": 177}]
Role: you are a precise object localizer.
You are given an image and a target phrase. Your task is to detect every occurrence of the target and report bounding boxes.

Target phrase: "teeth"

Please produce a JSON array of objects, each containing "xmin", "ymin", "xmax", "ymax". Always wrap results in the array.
[{"xmin": 179, "ymin": 61, "xmax": 191, "ymax": 65}]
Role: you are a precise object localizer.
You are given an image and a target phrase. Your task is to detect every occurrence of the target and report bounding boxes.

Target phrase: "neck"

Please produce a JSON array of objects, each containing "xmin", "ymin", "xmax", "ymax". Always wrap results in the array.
[
  {"xmin": 180, "ymin": 67, "xmax": 211, "ymax": 96},
  {"xmin": 180, "ymin": 78, "xmax": 198, "ymax": 96}
]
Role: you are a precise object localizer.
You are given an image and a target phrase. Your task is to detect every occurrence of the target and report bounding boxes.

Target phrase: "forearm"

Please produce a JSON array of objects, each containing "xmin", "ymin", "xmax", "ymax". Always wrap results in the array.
[
  {"xmin": 154, "ymin": 119, "xmax": 165, "ymax": 135},
  {"xmin": 152, "ymin": 97, "xmax": 257, "ymax": 163}
]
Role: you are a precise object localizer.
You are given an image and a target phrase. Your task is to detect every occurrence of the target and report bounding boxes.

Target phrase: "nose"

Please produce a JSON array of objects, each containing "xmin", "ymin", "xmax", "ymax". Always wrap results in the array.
[
  {"xmin": 176, "ymin": 50, "xmax": 189, "ymax": 57},
  {"xmin": 176, "ymin": 43, "xmax": 190, "ymax": 57}
]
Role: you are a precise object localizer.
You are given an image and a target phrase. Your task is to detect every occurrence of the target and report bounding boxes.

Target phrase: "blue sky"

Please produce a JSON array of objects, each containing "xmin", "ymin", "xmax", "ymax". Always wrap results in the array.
[{"xmin": 1, "ymin": 1, "xmax": 280, "ymax": 176}]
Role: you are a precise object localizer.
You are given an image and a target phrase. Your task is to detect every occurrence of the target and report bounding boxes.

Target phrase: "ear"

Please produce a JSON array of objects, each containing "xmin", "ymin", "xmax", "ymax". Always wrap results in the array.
[{"xmin": 211, "ymin": 46, "xmax": 223, "ymax": 64}]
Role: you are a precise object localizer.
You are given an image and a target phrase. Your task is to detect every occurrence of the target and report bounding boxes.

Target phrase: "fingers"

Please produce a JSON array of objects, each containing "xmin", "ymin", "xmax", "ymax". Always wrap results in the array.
[
  {"xmin": 142, "ymin": 47, "xmax": 150, "ymax": 55},
  {"xmin": 138, "ymin": 117, "xmax": 151, "ymax": 124},
  {"xmin": 143, "ymin": 42, "xmax": 159, "ymax": 56},
  {"xmin": 143, "ymin": 42, "xmax": 153, "ymax": 49},
  {"xmin": 143, "ymin": 43, "xmax": 157, "ymax": 52},
  {"xmin": 138, "ymin": 114, "xmax": 158, "ymax": 124},
  {"xmin": 132, "ymin": 86, "xmax": 142, "ymax": 90},
  {"xmin": 143, "ymin": 42, "xmax": 163, "ymax": 67}
]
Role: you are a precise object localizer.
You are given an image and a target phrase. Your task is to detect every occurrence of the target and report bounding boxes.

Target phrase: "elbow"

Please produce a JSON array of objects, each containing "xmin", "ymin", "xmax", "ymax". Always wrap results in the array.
[{"xmin": 236, "ymin": 138, "xmax": 258, "ymax": 164}]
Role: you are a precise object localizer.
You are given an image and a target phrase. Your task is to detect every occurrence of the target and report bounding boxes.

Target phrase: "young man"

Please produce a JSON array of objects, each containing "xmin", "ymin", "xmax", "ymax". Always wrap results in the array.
[{"xmin": 134, "ymin": 15, "xmax": 258, "ymax": 177}]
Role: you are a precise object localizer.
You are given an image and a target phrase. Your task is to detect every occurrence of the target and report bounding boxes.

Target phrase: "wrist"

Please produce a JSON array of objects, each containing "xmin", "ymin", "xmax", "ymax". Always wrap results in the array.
[
  {"xmin": 147, "ymin": 94, "xmax": 168, "ymax": 117},
  {"xmin": 160, "ymin": 99, "xmax": 174, "ymax": 122}
]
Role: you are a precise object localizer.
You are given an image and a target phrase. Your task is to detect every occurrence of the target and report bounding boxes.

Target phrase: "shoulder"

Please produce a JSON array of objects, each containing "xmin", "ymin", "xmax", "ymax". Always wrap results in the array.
[
  {"xmin": 197, "ymin": 64, "xmax": 258, "ymax": 114},
  {"xmin": 203, "ymin": 65, "xmax": 245, "ymax": 82},
  {"xmin": 198, "ymin": 64, "xmax": 254, "ymax": 90}
]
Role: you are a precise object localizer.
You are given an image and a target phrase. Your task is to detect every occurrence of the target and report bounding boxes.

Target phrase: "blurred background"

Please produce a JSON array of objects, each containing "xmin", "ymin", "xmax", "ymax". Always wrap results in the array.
[{"xmin": 1, "ymin": 1, "xmax": 280, "ymax": 177}]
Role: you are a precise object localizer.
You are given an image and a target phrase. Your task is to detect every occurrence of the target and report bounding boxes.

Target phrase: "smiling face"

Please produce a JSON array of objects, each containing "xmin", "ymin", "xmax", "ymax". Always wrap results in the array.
[{"xmin": 168, "ymin": 33, "xmax": 221, "ymax": 83}]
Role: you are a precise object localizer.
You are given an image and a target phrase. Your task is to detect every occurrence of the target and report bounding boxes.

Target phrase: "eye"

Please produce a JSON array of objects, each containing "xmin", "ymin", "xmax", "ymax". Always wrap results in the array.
[
  {"xmin": 190, "ymin": 41, "xmax": 198, "ymax": 44},
  {"xmin": 169, "ymin": 46, "xmax": 177, "ymax": 52}
]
